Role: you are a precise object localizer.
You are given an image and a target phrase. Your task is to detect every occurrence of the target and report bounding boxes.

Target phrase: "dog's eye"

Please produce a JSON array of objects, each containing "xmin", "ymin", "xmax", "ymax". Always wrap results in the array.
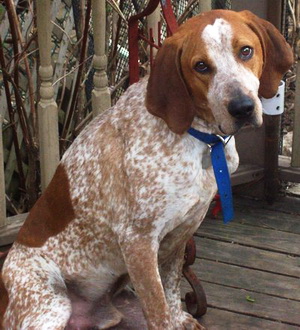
[
  {"xmin": 194, "ymin": 61, "xmax": 209, "ymax": 73},
  {"xmin": 239, "ymin": 46, "xmax": 253, "ymax": 61}
]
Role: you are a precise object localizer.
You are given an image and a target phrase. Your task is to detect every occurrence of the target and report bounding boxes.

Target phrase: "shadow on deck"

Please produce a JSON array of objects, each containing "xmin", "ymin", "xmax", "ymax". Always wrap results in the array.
[{"xmin": 184, "ymin": 195, "xmax": 300, "ymax": 330}]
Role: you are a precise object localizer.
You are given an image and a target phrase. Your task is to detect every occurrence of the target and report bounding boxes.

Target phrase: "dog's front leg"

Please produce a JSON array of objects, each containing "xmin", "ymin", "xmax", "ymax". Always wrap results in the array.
[
  {"xmin": 160, "ymin": 245, "xmax": 205, "ymax": 330},
  {"xmin": 120, "ymin": 237, "xmax": 174, "ymax": 330},
  {"xmin": 160, "ymin": 245, "xmax": 185, "ymax": 315}
]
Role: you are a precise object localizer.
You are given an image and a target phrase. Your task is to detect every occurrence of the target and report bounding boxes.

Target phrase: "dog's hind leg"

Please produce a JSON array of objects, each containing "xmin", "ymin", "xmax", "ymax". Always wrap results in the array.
[{"xmin": 2, "ymin": 245, "xmax": 71, "ymax": 330}]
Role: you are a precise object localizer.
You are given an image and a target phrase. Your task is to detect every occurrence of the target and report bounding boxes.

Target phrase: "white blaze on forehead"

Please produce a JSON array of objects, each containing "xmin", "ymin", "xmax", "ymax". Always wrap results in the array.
[
  {"xmin": 201, "ymin": 18, "xmax": 259, "ymax": 91},
  {"xmin": 200, "ymin": 18, "xmax": 262, "ymax": 133},
  {"xmin": 202, "ymin": 18, "xmax": 233, "ymax": 46}
]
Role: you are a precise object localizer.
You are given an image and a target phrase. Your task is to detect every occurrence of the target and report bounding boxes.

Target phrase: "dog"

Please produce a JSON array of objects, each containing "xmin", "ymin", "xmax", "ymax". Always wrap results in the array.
[{"xmin": 0, "ymin": 9, "xmax": 293, "ymax": 330}]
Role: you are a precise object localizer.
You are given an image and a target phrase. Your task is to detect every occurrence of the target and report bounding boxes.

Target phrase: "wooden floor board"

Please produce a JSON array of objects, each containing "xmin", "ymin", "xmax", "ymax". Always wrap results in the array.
[
  {"xmin": 185, "ymin": 196, "xmax": 300, "ymax": 328},
  {"xmin": 196, "ymin": 221, "xmax": 300, "ymax": 256},
  {"xmin": 182, "ymin": 280, "xmax": 300, "ymax": 325},
  {"xmin": 198, "ymin": 308, "xmax": 300, "ymax": 330},
  {"xmin": 192, "ymin": 259, "xmax": 300, "ymax": 301},
  {"xmin": 234, "ymin": 207, "xmax": 300, "ymax": 234},
  {"xmin": 0, "ymin": 214, "xmax": 27, "ymax": 246},
  {"xmin": 233, "ymin": 195, "xmax": 300, "ymax": 215},
  {"xmin": 195, "ymin": 237, "xmax": 300, "ymax": 277}
]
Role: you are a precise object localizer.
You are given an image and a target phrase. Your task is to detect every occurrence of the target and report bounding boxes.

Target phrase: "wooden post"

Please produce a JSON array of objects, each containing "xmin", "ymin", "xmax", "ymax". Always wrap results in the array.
[
  {"xmin": 91, "ymin": 0, "xmax": 111, "ymax": 117},
  {"xmin": 147, "ymin": 6, "xmax": 160, "ymax": 70},
  {"xmin": 292, "ymin": 61, "xmax": 300, "ymax": 167},
  {"xmin": 264, "ymin": 0, "xmax": 282, "ymax": 203},
  {"xmin": 0, "ymin": 114, "xmax": 6, "ymax": 227},
  {"xmin": 291, "ymin": 0, "xmax": 300, "ymax": 167},
  {"xmin": 148, "ymin": 6, "xmax": 160, "ymax": 46},
  {"xmin": 199, "ymin": 0, "xmax": 212, "ymax": 12},
  {"xmin": 36, "ymin": 0, "xmax": 60, "ymax": 191}
]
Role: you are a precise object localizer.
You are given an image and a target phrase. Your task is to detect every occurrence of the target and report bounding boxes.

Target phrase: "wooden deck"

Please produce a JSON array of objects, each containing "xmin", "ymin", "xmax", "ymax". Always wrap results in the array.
[
  {"xmin": 183, "ymin": 195, "xmax": 300, "ymax": 330},
  {"xmin": 1, "ymin": 195, "xmax": 299, "ymax": 329}
]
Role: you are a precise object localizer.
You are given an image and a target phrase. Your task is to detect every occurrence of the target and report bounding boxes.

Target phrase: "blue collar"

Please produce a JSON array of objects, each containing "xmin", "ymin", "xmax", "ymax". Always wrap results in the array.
[{"xmin": 188, "ymin": 127, "xmax": 234, "ymax": 224}]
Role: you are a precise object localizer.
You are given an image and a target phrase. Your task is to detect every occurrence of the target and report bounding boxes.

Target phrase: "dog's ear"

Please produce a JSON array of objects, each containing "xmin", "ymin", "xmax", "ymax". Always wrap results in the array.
[
  {"xmin": 146, "ymin": 37, "xmax": 195, "ymax": 134},
  {"xmin": 240, "ymin": 10, "xmax": 293, "ymax": 98}
]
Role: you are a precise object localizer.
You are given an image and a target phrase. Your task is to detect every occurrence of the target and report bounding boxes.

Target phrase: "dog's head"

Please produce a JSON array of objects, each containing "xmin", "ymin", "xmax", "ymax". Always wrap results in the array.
[{"xmin": 146, "ymin": 10, "xmax": 293, "ymax": 135}]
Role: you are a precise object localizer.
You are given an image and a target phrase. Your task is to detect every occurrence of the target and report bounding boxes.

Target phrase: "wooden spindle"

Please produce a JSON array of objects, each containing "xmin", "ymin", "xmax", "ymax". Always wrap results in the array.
[
  {"xmin": 0, "ymin": 114, "xmax": 6, "ymax": 227},
  {"xmin": 91, "ymin": 0, "xmax": 111, "ymax": 117},
  {"xmin": 198, "ymin": 0, "xmax": 211, "ymax": 12},
  {"xmin": 36, "ymin": 0, "xmax": 60, "ymax": 191}
]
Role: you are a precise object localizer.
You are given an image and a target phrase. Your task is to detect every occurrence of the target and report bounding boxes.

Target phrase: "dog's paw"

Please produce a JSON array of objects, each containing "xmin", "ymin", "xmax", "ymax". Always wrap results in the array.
[{"xmin": 181, "ymin": 311, "xmax": 205, "ymax": 330}]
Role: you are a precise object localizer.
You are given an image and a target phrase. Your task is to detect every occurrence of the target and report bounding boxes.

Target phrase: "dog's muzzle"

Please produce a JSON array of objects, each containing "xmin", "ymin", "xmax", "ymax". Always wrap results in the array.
[{"xmin": 227, "ymin": 94, "xmax": 255, "ymax": 120}]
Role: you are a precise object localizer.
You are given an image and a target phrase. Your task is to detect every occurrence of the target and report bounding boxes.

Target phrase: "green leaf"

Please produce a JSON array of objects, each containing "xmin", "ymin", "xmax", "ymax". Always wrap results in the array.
[{"xmin": 246, "ymin": 295, "xmax": 255, "ymax": 303}]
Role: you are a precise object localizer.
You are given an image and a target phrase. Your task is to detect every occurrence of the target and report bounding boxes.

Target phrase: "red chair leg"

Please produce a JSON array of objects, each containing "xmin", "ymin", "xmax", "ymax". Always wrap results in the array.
[{"xmin": 183, "ymin": 237, "xmax": 207, "ymax": 317}]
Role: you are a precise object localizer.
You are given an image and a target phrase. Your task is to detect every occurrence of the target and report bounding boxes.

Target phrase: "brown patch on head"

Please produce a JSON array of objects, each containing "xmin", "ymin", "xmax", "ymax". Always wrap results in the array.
[
  {"xmin": 17, "ymin": 164, "xmax": 75, "ymax": 247},
  {"xmin": 146, "ymin": 35, "xmax": 196, "ymax": 135},
  {"xmin": 229, "ymin": 19, "xmax": 264, "ymax": 78},
  {"xmin": 238, "ymin": 10, "xmax": 294, "ymax": 98}
]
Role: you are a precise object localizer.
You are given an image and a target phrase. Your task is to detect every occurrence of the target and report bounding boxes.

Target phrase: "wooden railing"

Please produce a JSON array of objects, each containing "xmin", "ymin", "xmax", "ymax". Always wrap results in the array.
[{"xmin": 0, "ymin": 0, "xmax": 110, "ymax": 245}]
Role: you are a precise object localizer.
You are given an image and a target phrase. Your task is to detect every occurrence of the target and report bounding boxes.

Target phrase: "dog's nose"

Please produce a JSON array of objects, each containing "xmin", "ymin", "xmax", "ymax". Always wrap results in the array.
[{"xmin": 228, "ymin": 95, "xmax": 255, "ymax": 119}]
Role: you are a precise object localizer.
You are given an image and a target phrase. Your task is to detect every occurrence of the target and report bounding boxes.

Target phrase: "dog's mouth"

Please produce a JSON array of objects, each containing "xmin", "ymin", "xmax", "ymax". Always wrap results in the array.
[
  {"xmin": 218, "ymin": 124, "xmax": 241, "ymax": 136},
  {"xmin": 218, "ymin": 114, "xmax": 262, "ymax": 136}
]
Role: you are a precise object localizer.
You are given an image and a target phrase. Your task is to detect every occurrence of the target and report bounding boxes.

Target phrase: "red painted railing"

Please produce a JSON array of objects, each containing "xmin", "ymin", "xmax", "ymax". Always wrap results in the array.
[{"xmin": 128, "ymin": 0, "xmax": 178, "ymax": 84}]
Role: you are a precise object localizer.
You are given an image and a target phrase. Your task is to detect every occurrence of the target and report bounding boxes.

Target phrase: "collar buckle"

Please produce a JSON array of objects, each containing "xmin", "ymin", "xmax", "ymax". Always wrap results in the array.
[
  {"xmin": 206, "ymin": 135, "xmax": 231, "ymax": 151},
  {"xmin": 216, "ymin": 135, "xmax": 232, "ymax": 146}
]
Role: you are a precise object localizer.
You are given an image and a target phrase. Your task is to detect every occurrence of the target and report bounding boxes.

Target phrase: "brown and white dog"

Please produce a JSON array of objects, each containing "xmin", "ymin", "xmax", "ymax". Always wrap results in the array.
[{"xmin": 0, "ymin": 10, "xmax": 293, "ymax": 330}]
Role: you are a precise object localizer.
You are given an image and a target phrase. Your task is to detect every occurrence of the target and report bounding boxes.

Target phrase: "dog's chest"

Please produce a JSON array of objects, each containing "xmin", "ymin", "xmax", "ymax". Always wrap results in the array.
[
  {"xmin": 123, "ymin": 131, "xmax": 219, "ymax": 238},
  {"xmin": 61, "ymin": 81, "xmax": 239, "ymax": 254}
]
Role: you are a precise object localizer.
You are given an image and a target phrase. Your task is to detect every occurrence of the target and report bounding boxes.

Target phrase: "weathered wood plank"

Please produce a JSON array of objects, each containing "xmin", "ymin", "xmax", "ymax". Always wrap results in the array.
[
  {"xmin": 36, "ymin": 0, "xmax": 60, "ymax": 191},
  {"xmin": 198, "ymin": 0, "xmax": 212, "ymax": 13},
  {"xmin": 0, "ymin": 213, "xmax": 27, "ymax": 246},
  {"xmin": 279, "ymin": 155, "xmax": 300, "ymax": 183},
  {"xmin": 196, "ymin": 221, "xmax": 300, "ymax": 256},
  {"xmin": 182, "ymin": 280, "xmax": 300, "ymax": 326},
  {"xmin": 191, "ymin": 259, "xmax": 300, "ymax": 301},
  {"xmin": 3, "ymin": 0, "xmax": 63, "ymax": 191},
  {"xmin": 91, "ymin": 0, "xmax": 111, "ymax": 117},
  {"xmin": 0, "ymin": 114, "xmax": 6, "ymax": 227},
  {"xmin": 233, "ymin": 207, "xmax": 300, "ymax": 234},
  {"xmin": 233, "ymin": 195, "xmax": 300, "ymax": 215},
  {"xmin": 198, "ymin": 308, "xmax": 300, "ymax": 330},
  {"xmin": 231, "ymin": 164, "xmax": 264, "ymax": 186},
  {"xmin": 280, "ymin": 166, "xmax": 300, "ymax": 183},
  {"xmin": 194, "ymin": 237, "xmax": 300, "ymax": 278},
  {"xmin": 291, "ymin": 61, "xmax": 300, "ymax": 167}
]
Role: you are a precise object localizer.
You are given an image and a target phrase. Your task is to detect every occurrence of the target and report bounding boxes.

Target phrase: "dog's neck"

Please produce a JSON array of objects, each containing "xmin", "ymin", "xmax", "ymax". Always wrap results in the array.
[{"xmin": 190, "ymin": 115, "xmax": 220, "ymax": 136}]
